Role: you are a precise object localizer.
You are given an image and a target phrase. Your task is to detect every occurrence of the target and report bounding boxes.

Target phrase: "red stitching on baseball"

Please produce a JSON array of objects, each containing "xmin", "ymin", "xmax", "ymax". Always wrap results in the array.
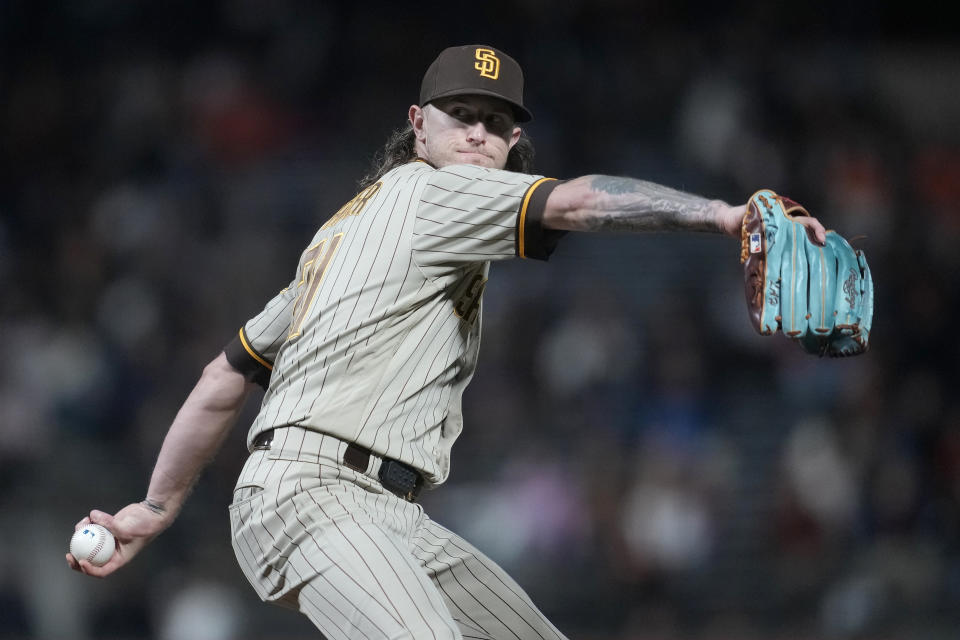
[{"xmin": 88, "ymin": 530, "xmax": 105, "ymax": 561}]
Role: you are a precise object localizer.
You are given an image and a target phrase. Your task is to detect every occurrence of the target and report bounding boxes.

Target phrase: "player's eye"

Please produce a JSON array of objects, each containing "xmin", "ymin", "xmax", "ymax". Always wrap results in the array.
[
  {"xmin": 484, "ymin": 114, "xmax": 512, "ymax": 135},
  {"xmin": 447, "ymin": 106, "xmax": 472, "ymax": 121}
]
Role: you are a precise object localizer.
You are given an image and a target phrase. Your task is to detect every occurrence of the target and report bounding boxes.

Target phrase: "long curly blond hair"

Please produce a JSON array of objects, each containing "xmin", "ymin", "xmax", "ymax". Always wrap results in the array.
[{"xmin": 358, "ymin": 123, "xmax": 536, "ymax": 189}]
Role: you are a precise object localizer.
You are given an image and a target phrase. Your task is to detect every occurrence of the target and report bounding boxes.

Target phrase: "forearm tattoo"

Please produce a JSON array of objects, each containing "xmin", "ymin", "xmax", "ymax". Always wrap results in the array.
[
  {"xmin": 585, "ymin": 175, "xmax": 721, "ymax": 233},
  {"xmin": 141, "ymin": 498, "xmax": 167, "ymax": 515}
]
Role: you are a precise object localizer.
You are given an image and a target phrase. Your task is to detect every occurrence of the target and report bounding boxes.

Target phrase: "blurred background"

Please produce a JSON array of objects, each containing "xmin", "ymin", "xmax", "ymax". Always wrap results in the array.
[{"xmin": 1, "ymin": 1, "xmax": 957, "ymax": 639}]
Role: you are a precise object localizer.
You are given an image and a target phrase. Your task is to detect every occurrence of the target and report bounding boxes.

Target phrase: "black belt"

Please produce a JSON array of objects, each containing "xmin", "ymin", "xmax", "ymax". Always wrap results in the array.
[{"xmin": 252, "ymin": 429, "xmax": 423, "ymax": 502}]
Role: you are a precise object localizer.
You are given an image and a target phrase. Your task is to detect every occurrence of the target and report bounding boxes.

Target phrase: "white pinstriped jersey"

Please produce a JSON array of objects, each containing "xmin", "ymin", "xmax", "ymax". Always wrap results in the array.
[{"xmin": 227, "ymin": 160, "xmax": 562, "ymax": 484}]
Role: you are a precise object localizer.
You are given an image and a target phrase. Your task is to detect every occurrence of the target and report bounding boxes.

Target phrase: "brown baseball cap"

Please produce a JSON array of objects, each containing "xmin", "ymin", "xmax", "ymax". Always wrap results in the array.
[{"xmin": 419, "ymin": 45, "xmax": 533, "ymax": 122}]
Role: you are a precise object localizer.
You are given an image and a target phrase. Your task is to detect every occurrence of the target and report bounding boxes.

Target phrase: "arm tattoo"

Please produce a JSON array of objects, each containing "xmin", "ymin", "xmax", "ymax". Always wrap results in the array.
[
  {"xmin": 141, "ymin": 498, "xmax": 167, "ymax": 515},
  {"xmin": 586, "ymin": 175, "xmax": 721, "ymax": 233}
]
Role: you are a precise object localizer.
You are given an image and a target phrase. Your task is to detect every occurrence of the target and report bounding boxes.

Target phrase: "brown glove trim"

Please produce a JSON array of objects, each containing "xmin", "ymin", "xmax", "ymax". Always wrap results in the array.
[{"xmin": 740, "ymin": 193, "xmax": 767, "ymax": 333}]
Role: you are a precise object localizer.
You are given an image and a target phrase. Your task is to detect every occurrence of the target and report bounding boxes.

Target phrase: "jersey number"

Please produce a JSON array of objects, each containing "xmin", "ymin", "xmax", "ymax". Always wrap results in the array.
[{"xmin": 288, "ymin": 233, "xmax": 344, "ymax": 339}]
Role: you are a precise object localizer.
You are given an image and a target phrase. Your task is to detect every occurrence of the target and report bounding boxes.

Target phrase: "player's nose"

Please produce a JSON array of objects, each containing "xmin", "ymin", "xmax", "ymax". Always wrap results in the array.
[{"xmin": 465, "ymin": 121, "xmax": 487, "ymax": 143}]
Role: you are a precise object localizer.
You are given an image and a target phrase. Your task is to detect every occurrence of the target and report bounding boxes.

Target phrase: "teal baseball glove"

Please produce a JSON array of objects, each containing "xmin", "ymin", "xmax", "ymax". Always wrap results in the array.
[{"xmin": 740, "ymin": 189, "xmax": 873, "ymax": 357}]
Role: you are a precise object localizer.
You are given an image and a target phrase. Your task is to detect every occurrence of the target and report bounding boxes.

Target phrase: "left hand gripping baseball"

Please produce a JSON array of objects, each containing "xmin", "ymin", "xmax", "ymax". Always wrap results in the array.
[
  {"xmin": 740, "ymin": 189, "xmax": 874, "ymax": 357},
  {"xmin": 66, "ymin": 503, "xmax": 170, "ymax": 578}
]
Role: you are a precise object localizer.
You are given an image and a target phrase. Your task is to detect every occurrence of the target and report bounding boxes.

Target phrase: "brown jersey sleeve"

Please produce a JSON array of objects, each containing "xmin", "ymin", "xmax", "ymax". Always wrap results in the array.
[
  {"xmin": 224, "ymin": 329, "xmax": 272, "ymax": 389},
  {"xmin": 516, "ymin": 178, "xmax": 567, "ymax": 260}
]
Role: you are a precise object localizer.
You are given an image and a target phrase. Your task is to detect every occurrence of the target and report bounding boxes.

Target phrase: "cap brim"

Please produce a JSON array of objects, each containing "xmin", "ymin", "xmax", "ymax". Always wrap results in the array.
[{"xmin": 424, "ymin": 88, "xmax": 533, "ymax": 123}]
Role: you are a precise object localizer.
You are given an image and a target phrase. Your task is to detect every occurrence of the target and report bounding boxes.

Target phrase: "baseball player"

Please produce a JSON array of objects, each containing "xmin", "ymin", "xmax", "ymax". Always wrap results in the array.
[{"xmin": 68, "ymin": 45, "xmax": 835, "ymax": 639}]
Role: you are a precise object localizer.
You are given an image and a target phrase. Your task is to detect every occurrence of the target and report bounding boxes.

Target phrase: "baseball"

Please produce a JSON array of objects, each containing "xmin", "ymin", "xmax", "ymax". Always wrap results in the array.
[{"xmin": 70, "ymin": 524, "xmax": 116, "ymax": 567}]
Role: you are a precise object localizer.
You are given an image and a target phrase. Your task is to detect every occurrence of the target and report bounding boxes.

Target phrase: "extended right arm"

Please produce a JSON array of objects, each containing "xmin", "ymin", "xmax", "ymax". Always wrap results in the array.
[{"xmin": 66, "ymin": 352, "xmax": 256, "ymax": 577}]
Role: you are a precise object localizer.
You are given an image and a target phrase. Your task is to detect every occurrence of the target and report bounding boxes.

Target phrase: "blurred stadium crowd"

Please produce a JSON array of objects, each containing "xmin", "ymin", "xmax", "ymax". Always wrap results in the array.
[{"xmin": 1, "ymin": 2, "xmax": 958, "ymax": 639}]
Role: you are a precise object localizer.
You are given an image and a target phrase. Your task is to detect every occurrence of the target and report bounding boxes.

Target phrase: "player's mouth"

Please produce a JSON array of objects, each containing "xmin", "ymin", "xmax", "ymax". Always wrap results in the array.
[{"xmin": 457, "ymin": 150, "xmax": 493, "ymax": 163}]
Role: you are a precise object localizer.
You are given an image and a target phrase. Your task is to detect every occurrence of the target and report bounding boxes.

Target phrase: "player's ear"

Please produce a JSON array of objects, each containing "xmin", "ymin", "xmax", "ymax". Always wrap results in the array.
[
  {"xmin": 409, "ymin": 105, "xmax": 426, "ymax": 142},
  {"xmin": 507, "ymin": 125, "xmax": 522, "ymax": 150}
]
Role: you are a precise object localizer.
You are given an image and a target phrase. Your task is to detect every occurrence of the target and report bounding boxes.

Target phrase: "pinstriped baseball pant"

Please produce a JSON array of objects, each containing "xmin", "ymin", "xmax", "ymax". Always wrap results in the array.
[{"xmin": 229, "ymin": 429, "xmax": 568, "ymax": 640}]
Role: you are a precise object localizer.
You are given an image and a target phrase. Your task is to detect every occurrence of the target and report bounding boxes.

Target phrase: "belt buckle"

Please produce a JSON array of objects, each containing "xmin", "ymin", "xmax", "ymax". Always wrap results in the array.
[
  {"xmin": 378, "ymin": 460, "xmax": 422, "ymax": 502},
  {"xmin": 252, "ymin": 430, "xmax": 273, "ymax": 451}
]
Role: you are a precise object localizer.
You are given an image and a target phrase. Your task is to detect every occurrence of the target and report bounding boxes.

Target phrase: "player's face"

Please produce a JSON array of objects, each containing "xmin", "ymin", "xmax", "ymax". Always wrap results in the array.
[{"xmin": 410, "ymin": 95, "xmax": 522, "ymax": 170}]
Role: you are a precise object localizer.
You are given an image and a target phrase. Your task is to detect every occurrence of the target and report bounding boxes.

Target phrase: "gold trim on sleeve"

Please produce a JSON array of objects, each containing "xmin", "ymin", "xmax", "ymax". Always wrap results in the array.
[
  {"xmin": 238, "ymin": 329, "xmax": 273, "ymax": 371},
  {"xmin": 518, "ymin": 177, "xmax": 556, "ymax": 259}
]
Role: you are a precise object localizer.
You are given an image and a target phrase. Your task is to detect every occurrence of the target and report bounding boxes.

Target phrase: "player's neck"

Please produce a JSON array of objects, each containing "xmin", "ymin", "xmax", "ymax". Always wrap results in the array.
[{"xmin": 412, "ymin": 155, "xmax": 436, "ymax": 168}]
